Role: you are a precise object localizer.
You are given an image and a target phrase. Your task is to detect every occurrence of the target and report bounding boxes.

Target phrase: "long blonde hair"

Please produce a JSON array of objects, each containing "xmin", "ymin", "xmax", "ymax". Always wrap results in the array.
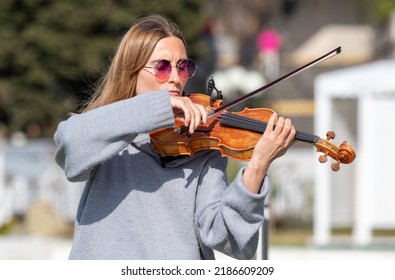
[{"xmin": 82, "ymin": 14, "xmax": 186, "ymax": 112}]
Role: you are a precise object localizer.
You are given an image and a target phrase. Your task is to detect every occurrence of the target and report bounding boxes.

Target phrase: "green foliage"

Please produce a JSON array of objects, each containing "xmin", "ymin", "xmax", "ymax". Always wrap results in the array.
[
  {"xmin": 356, "ymin": 0, "xmax": 395, "ymax": 24},
  {"xmin": 0, "ymin": 218, "xmax": 20, "ymax": 235},
  {"xmin": 0, "ymin": 0, "xmax": 205, "ymax": 137}
]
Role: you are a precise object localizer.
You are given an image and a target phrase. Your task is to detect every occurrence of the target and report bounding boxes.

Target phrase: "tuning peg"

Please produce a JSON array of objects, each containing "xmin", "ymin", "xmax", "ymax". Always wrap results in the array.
[
  {"xmin": 319, "ymin": 152, "xmax": 329, "ymax": 163},
  {"xmin": 331, "ymin": 160, "xmax": 340, "ymax": 171},
  {"xmin": 326, "ymin": 131, "xmax": 335, "ymax": 141}
]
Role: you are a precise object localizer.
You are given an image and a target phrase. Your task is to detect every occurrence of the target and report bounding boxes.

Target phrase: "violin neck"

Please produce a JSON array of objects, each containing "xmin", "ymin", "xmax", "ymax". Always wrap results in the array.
[{"xmin": 220, "ymin": 112, "xmax": 319, "ymax": 144}]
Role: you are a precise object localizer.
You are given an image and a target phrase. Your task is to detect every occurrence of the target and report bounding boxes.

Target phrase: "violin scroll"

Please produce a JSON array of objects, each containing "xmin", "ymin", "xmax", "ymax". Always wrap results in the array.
[{"xmin": 315, "ymin": 131, "xmax": 356, "ymax": 171}]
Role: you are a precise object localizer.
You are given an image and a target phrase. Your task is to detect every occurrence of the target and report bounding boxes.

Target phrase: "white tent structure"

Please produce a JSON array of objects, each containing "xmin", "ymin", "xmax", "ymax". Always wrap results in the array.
[
  {"xmin": 313, "ymin": 60, "xmax": 395, "ymax": 246},
  {"xmin": 291, "ymin": 24, "xmax": 374, "ymax": 66}
]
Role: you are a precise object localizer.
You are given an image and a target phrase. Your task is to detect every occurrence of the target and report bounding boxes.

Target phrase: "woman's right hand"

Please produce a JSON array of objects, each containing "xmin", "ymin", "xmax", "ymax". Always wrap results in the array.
[{"xmin": 169, "ymin": 95, "xmax": 207, "ymax": 134}]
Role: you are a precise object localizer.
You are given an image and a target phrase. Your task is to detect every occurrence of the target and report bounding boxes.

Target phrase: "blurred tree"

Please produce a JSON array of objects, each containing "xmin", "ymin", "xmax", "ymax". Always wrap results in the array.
[
  {"xmin": 0, "ymin": 0, "xmax": 205, "ymax": 137},
  {"xmin": 357, "ymin": 0, "xmax": 395, "ymax": 23}
]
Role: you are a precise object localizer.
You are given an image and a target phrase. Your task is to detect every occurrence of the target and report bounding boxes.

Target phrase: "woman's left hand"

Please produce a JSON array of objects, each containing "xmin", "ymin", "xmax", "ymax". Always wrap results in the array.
[{"xmin": 243, "ymin": 113, "xmax": 296, "ymax": 193}]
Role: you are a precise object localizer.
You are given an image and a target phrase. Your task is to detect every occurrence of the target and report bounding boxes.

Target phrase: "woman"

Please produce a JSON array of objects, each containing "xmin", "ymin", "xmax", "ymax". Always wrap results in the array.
[{"xmin": 54, "ymin": 14, "xmax": 295, "ymax": 260}]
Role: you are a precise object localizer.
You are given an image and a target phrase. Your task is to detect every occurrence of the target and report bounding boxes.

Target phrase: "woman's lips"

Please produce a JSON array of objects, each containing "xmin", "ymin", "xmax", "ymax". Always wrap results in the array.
[{"xmin": 169, "ymin": 90, "xmax": 181, "ymax": 96}]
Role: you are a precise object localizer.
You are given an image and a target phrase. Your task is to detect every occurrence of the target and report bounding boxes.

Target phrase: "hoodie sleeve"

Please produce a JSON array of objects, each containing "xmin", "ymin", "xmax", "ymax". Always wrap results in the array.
[
  {"xmin": 54, "ymin": 90, "xmax": 174, "ymax": 182},
  {"xmin": 194, "ymin": 153, "xmax": 269, "ymax": 260}
]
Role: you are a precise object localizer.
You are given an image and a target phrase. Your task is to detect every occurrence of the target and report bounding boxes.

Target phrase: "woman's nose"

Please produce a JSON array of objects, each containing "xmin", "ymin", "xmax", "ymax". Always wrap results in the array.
[{"xmin": 168, "ymin": 67, "xmax": 181, "ymax": 83}]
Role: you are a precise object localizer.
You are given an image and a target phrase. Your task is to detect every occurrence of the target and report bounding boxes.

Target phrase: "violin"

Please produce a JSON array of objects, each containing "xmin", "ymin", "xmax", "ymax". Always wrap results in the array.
[
  {"xmin": 150, "ymin": 93, "xmax": 356, "ymax": 171},
  {"xmin": 149, "ymin": 46, "xmax": 356, "ymax": 171}
]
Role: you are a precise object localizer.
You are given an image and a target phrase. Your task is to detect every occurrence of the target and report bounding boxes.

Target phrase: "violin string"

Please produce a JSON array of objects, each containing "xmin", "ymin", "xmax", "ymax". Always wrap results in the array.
[
  {"xmin": 220, "ymin": 113, "xmax": 319, "ymax": 143},
  {"xmin": 221, "ymin": 113, "xmax": 318, "ymax": 143},
  {"xmin": 220, "ymin": 113, "xmax": 266, "ymax": 132},
  {"xmin": 220, "ymin": 113, "xmax": 316, "ymax": 142}
]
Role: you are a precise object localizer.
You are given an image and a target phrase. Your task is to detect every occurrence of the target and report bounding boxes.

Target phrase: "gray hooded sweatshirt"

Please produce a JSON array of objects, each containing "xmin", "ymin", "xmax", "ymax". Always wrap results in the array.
[{"xmin": 54, "ymin": 89, "xmax": 268, "ymax": 260}]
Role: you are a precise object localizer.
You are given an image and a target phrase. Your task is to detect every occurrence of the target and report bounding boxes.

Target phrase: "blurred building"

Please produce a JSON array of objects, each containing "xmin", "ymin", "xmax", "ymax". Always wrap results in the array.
[{"xmin": 314, "ymin": 60, "xmax": 395, "ymax": 246}]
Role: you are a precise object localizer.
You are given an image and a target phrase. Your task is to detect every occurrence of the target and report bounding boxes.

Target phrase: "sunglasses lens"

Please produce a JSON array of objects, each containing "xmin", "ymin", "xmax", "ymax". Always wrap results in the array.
[
  {"xmin": 178, "ymin": 59, "xmax": 197, "ymax": 78},
  {"xmin": 155, "ymin": 60, "xmax": 172, "ymax": 79},
  {"xmin": 152, "ymin": 59, "xmax": 197, "ymax": 80}
]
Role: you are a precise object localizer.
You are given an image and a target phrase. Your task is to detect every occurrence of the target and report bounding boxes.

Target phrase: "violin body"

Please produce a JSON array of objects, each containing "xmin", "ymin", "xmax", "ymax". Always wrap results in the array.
[
  {"xmin": 150, "ymin": 93, "xmax": 356, "ymax": 171},
  {"xmin": 150, "ymin": 94, "xmax": 275, "ymax": 161}
]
